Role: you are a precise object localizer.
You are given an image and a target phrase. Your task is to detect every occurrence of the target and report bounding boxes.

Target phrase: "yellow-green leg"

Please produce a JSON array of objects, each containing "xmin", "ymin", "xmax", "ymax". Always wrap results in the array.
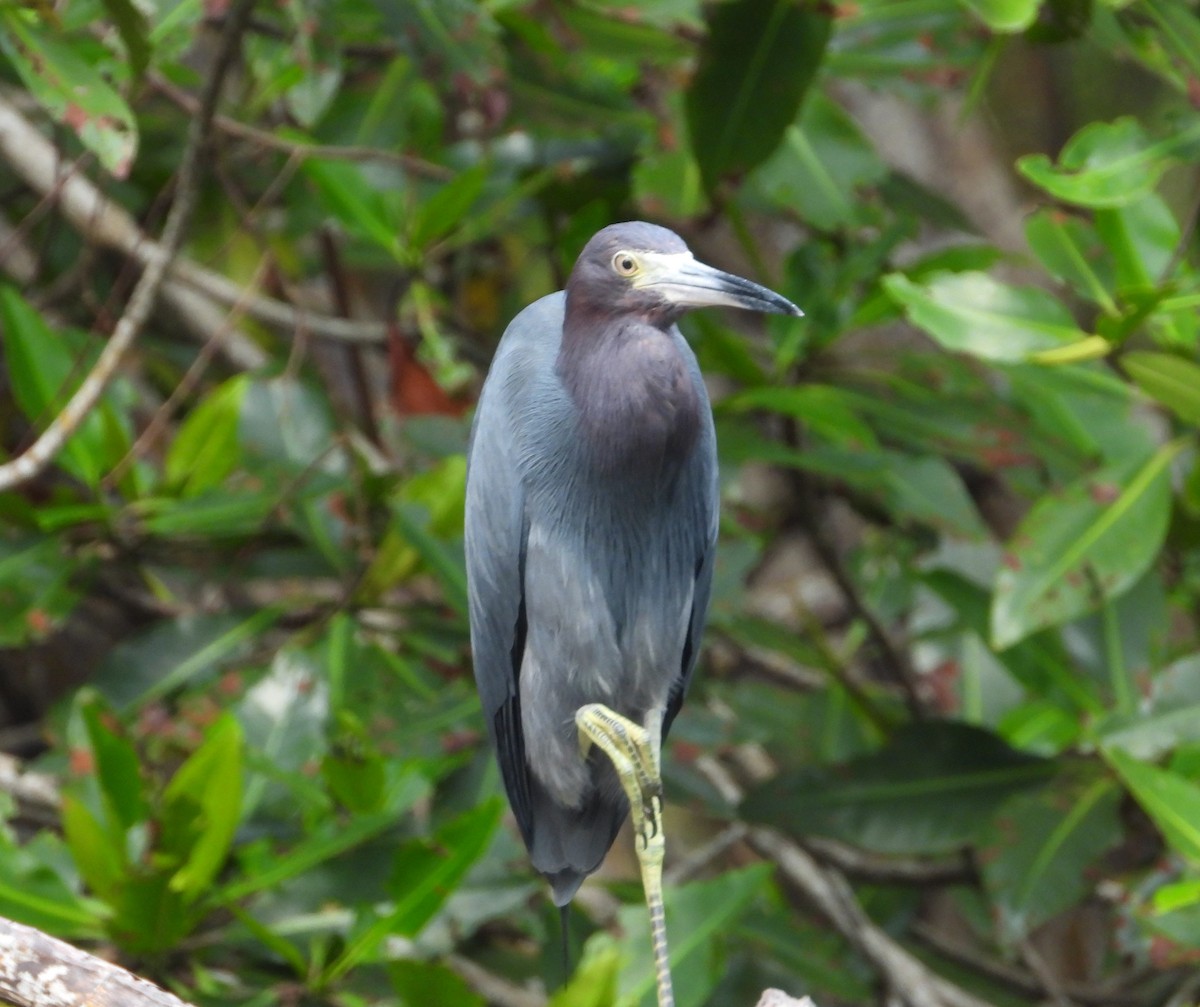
[{"xmin": 576, "ymin": 703, "xmax": 674, "ymax": 1007}]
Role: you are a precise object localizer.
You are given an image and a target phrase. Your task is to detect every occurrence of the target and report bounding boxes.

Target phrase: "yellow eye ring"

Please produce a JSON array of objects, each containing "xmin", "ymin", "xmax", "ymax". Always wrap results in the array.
[{"xmin": 612, "ymin": 251, "xmax": 639, "ymax": 276}]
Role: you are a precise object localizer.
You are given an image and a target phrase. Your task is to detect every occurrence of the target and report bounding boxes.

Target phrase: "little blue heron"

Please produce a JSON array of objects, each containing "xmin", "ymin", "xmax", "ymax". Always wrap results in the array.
[{"xmin": 465, "ymin": 221, "xmax": 801, "ymax": 1005}]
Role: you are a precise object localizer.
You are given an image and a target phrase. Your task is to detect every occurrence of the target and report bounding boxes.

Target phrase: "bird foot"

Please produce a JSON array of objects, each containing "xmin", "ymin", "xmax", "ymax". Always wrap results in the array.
[
  {"xmin": 575, "ymin": 703, "xmax": 665, "ymax": 855},
  {"xmin": 575, "ymin": 702, "xmax": 673, "ymax": 1007}
]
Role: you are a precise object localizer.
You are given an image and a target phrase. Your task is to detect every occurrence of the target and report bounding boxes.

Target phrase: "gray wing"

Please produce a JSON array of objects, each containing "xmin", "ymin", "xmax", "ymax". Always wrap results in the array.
[
  {"xmin": 464, "ymin": 294, "xmax": 565, "ymax": 848},
  {"xmin": 663, "ymin": 346, "xmax": 720, "ymax": 738},
  {"xmin": 464, "ymin": 341, "xmax": 534, "ymax": 845}
]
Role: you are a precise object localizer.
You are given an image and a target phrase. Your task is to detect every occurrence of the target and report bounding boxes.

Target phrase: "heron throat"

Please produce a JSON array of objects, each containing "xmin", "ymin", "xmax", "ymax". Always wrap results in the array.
[{"xmin": 557, "ymin": 306, "xmax": 702, "ymax": 477}]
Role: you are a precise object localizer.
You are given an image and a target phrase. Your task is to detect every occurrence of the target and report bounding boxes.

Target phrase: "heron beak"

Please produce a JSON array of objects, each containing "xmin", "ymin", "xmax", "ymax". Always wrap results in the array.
[{"xmin": 636, "ymin": 252, "xmax": 803, "ymax": 317}]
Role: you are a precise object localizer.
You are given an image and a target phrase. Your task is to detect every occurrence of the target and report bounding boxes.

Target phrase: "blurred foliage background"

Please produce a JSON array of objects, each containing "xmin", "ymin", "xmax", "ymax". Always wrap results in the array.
[{"xmin": 1, "ymin": 1, "xmax": 1200, "ymax": 1005}]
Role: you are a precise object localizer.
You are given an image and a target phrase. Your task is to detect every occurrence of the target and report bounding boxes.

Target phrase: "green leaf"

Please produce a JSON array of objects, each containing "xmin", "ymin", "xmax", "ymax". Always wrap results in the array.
[
  {"xmin": 303, "ymin": 157, "xmax": 402, "ymax": 256},
  {"xmin": 323, "ymin": 799, "xmax": 502, "ymax": 983},
  {"xmin": 1024, "ymin": 210, "xmax": 1117, "ymax": 313},
  {"xmin": 389, "ymin": 960, "xmax": 486, "ymax": 1007},
  {"xmin": 686, "ymin": 0, "xmax": 831, "ymax": 192},
  {"xmin": 958, "ymin": 0, "xmax": 1039, "ymax": 30},
  {"xmin": 742, "ymin": 722, "xmax": 1053, "ymax": 854},
  {"xmin": 0, "ymin": 286, "xmax": 126, "ymax": 487},
  {"xmin": 80, "ymin": 697, "xmax": 148, "ymax": 833},
  {"xmin": 411, "ymin": 163, "xmax": 489, "ymax": 250},
  {"xmin": 216, "ymin": 786, "xmax": 427, "ymax": 902},
  {"xmin": 61, "ymin": 795, "xmax": 126, "ymax": 905},
  {"xmin": 884, "ymin": 272, "xmax": 1089, "ymax": 362},
  {"xmin": 1122, "ymin": 352, "xmax": 1200, "ymax": 426},
  {"xmin": 882, "ymin": 454, "xmax": 989, "ymax": 539},
  {"xmin": 1018, "ymin": 116, "xmax": 1200, "ymax": 208},
  {"xmin": 549, "ymin": 935, "xmax": 622, "ymax": 1007},
  {"xmin": 1094, "ymin": 194, "xmax": 1182, "ymax": 291},
  {"xmin": 980, "ymin": 772, "xmax": 1121, "ymax": 943},
  {"xmin": 166, "ymin": 375, "xmax": 251, "ymax": 496},
  {"xmin": 633, "ymin": 144, "xmax": 708, "ymax": 219},
  {"xmin": 749, "ymin": 92, "xmax": 887, "ymax": 230},
  {"xmin": 362, "ymin": 456, "xmax": 467, "ymax": 596},
  {"xmin": 94, "ymin": 609, "xmax": 284, "ymax": 710},
  {"xmin": 990, "ymin": 440, "xmax": 1182, "ymax": 649},
  {"xmin": 1153, "ymin": 878, "xmax": 1200, "ymax": 914},
  {"xmin": 1096, "ymin": 654, "xmax": 1200, "ymax": 759},
  {"xmin": 0, "ymin": 832, "xmax": 105, "ymax": 937},
  {"xmin": 0, "ymin": 11, "xmax": 138, "ymax": 176},
  {"xmin": 160, "ymin": 715, "xmax": 244, "ymax": 900},
  {"xmin": 239, "ymin": 376, "xmax": 341, "ymax": 470},
  {"xmin": 723, "ymin": 384, "xmax": 878, "ymax": 448},
  {"xmin": 1105, "ymin": 748, "xmax": 1200, "ymax": 864},
  {"xmin": 388, "ymin": 501, "xmax": 469, "ymax": 618},
  {"xmin": 0, "ymin": 533, "xmax": 82, "ymax": 646},
  {"xmin": 619, "ymin": 864, "xmax": 772, "ymax": 1007}
]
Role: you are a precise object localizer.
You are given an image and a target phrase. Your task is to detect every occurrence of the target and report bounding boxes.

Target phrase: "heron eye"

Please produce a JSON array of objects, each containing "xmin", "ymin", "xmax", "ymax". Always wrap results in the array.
[{"xmin": 612, "ymin": 252, "xmax": 639, "ymax": 276}]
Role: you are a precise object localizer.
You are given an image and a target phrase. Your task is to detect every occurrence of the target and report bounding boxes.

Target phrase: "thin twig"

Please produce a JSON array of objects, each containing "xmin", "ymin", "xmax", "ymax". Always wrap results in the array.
[
  {"xmin": 104, "ymin": 255, "xmax": 273, "ymax": 489},
  {"xmin": 0, "ymin": 2, "xmax": 260, "ymax": 493},
  {"xmin": 444, "ymin": 954, "xmax": 546, "ymax": 1007},
  {"xmin": 748, "ymin": 829, "xmax": 995, "ymax": 1007},
  {"xmin": 148, "ymin": 72, "xmax": 453, "ymax": 181},
  {"xmin": 802, "ymin": 836, "xmax": 974, "ymax": 886},
  {"xmin": 0, "ymin": 754, "xmax": 59, "ymax": 830},
  {"xmin": 911, "ymin": 923, "xmax": 1145, "ymax": 1007},
  {"xmin": 788, "ymin": 456, "xmax": 925, "ymax": 717}
]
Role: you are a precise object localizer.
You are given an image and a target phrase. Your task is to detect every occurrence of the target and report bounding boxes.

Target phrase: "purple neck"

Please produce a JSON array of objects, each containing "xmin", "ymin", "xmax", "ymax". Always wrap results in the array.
[{"xmin": 557, "ymin": 300, "xmax": 700, "ymax": 476}]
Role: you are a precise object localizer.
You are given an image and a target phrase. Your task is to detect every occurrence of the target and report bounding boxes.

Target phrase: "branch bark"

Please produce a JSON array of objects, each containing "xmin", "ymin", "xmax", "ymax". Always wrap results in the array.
[{"xmin": 0, "ymin": 916, "xmax": 197, "ymax": 1007}]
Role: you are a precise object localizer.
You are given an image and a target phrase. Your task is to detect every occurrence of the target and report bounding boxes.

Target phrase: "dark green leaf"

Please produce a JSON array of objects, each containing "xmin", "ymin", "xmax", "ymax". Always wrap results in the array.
[
  {"xmin": 980, "ymin": 770, "xmax": 1121, "ymax": 943},
  {"xmin": 94, "ymin": 610, "xmax": 283, "ymax": 710},
  {"xmin": 322, "ymin": 799, "xmax": 503, "ymax": 982},
  {"xmin": 216, "ymin": 783, "xmax": 427, "ymax": 902},
  {"xmin": 390, "ymin": 959, "xmax": 486, "ymax": 1007},
  {"xmin": 99, "ymin": 0, "xmax": 150, "ymax": 78},
  {"xmin": 80, "ymin": 697, "xmax": 148, "ymax": 832},
  {"xmin": 303, "ymin": 157, "xmax": 402, "ymax": 256},
  {"xmin": 742, "ymin": 721, "xmax": 1053, "ymax": 854},
  {"xmin": 686, "ymin": 0, "xmax": 831, "ymax": 191}
]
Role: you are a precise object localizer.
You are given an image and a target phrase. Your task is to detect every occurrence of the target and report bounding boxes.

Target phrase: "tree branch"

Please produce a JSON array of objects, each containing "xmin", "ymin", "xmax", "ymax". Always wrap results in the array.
[
  {"xmin": 0, "ymin": 916, "xmax": 197, "ymax": 1007},
  {"xmin": 692, "ymin": 752, "xmax": 995, "ymax": 1007},
  {"xmin": 0, "ymin": 98, "xmax": 387, "ymax": 352},
  {"xmin": 0, "ymin": 0, "xmax": 259, "ymax": 493}
]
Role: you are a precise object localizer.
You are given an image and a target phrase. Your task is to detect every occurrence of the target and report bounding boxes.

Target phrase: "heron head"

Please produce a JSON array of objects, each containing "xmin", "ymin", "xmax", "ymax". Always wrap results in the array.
[{"xmin": 565, "ymin": 221, "xmax": 803, "ymax": 329}]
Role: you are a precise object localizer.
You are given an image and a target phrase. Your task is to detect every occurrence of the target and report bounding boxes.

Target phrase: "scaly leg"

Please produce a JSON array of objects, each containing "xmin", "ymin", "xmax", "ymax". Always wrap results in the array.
[{"xmin": 576, "ymin": 703, "xmax": 674, "ymax": 1007}]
